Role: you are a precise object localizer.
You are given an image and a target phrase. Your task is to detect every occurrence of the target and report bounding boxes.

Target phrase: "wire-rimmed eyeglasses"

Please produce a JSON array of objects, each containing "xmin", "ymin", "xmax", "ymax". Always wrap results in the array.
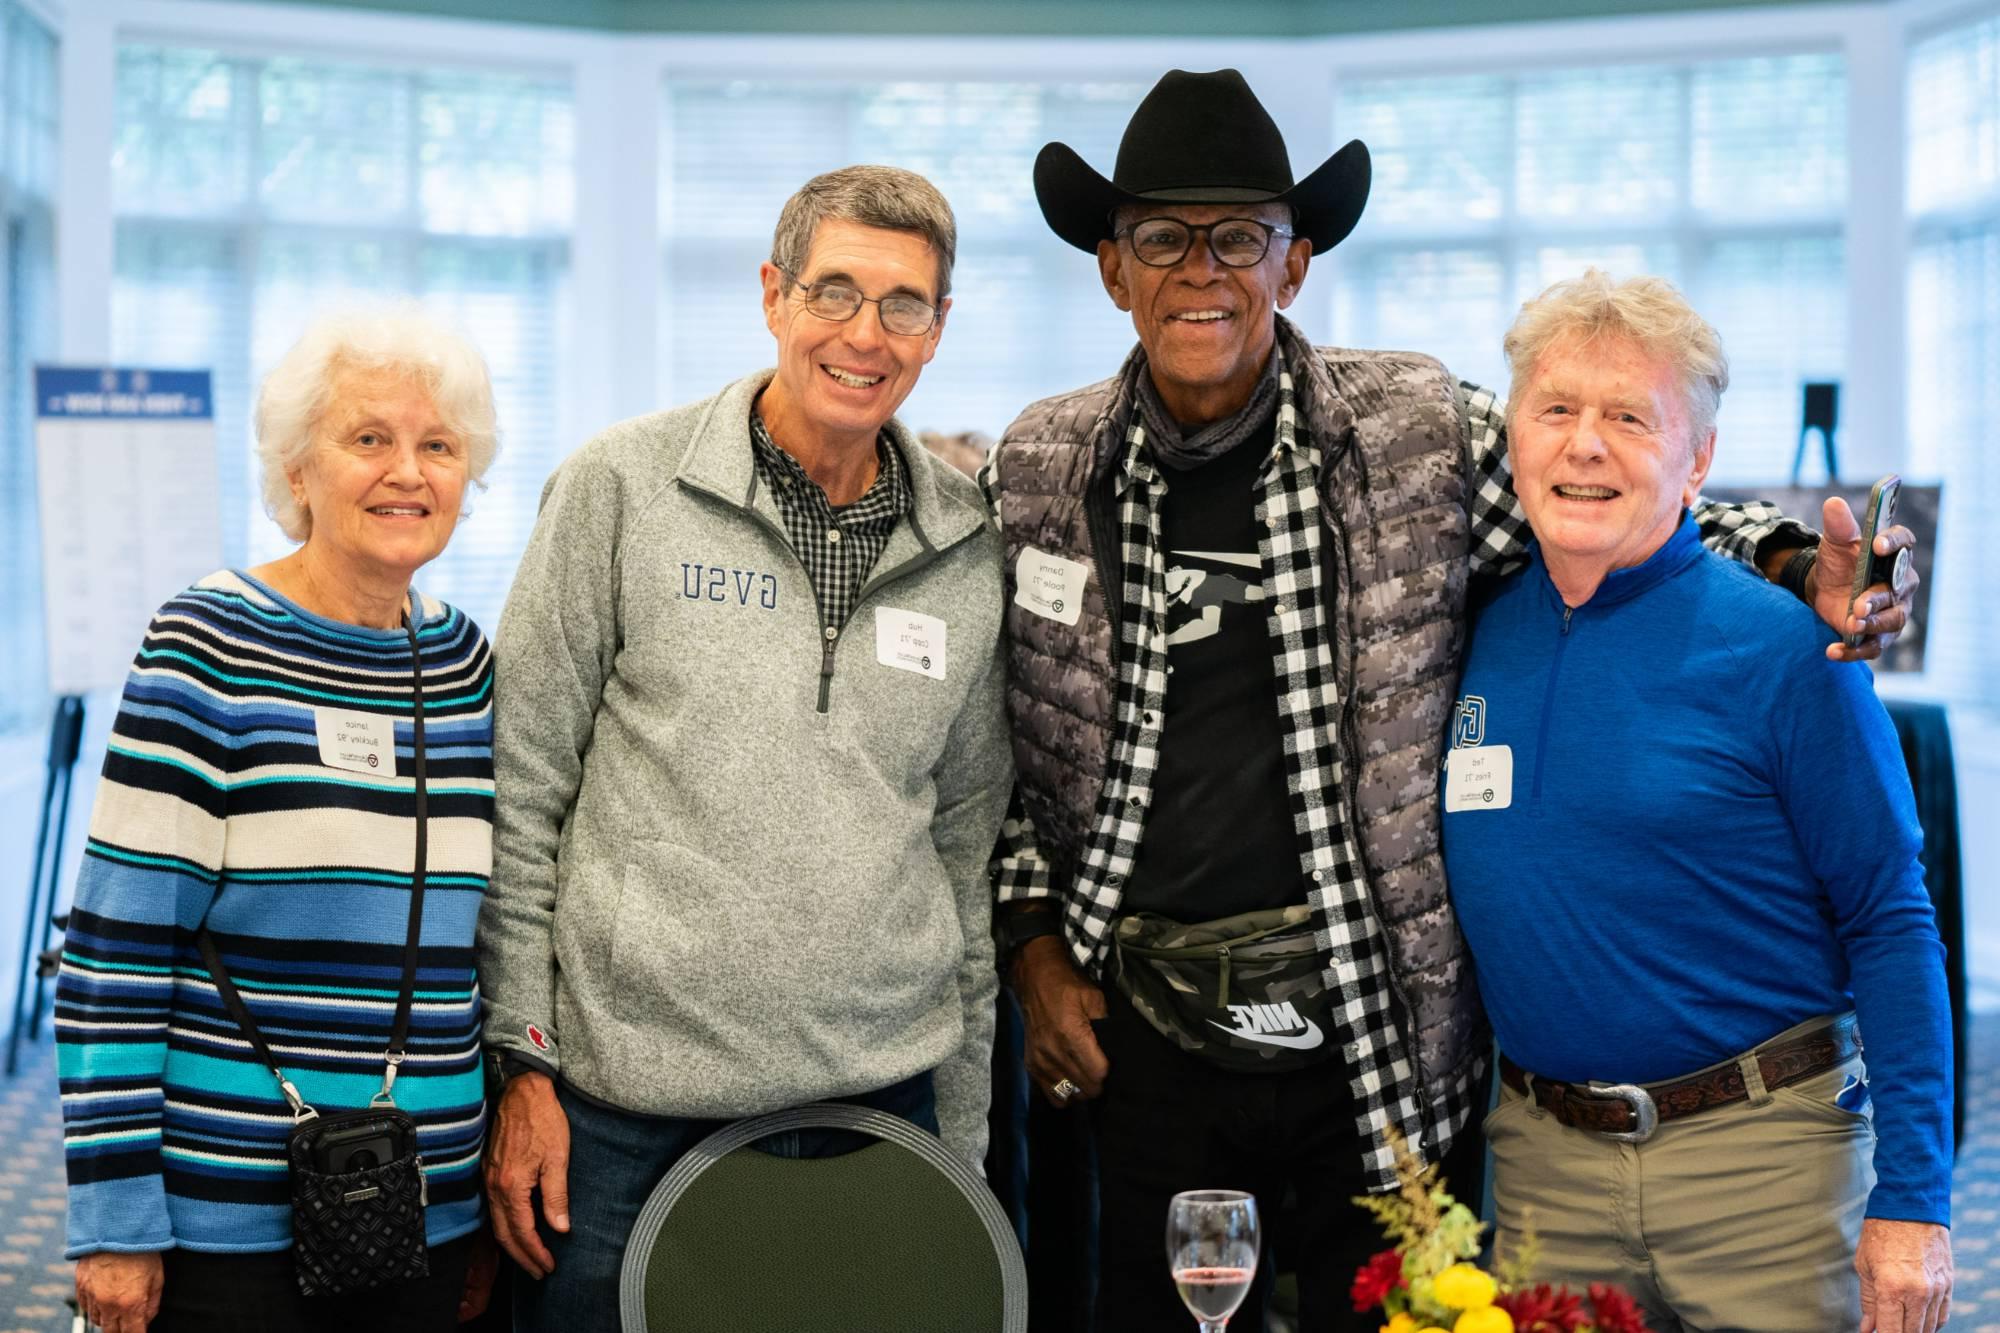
[
  {"xmin": 1113, "ymin": 217, "xmax": 1294, "ymax": 269},
  {"xmin": 778, "ymin": 265, "xmax": 942, "ymax": 336}
]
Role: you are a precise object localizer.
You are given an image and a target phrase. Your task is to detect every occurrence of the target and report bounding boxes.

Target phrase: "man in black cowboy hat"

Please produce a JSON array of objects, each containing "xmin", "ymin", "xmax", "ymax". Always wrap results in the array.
[{"xmin": 981, "ymin": 68, "xmax": 1920, "ymax": 1331}]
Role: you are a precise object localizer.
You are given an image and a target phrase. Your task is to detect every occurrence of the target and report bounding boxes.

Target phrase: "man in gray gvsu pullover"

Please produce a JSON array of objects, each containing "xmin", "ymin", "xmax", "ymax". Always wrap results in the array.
[{"xmin": 477, "ymin": 165, "xmax": 1013, "ymax": 1331}]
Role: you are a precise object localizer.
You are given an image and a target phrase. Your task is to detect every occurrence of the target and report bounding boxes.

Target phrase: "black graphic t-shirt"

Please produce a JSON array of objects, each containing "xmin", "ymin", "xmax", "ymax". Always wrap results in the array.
[{"xmin": 1124, "ymin": 417, "xmax": 1304, "ymax": 922}]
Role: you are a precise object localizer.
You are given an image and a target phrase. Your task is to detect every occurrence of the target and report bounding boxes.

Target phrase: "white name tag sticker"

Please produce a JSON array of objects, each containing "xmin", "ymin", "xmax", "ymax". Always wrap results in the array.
[
  {"xmin": 1444, "ymin": 744, "xmax": 1513, "ymax": 812},
  {"xmin": 1013, "ymin": 548, "xmax": 1088, "ymax": 626},
  {"xmin": 314, "ymin": 707, "xmax": 397, "ymax": 777},
  {"xmin": 875, "ymin": 607, "xmax": 947, "ymax": 680}
]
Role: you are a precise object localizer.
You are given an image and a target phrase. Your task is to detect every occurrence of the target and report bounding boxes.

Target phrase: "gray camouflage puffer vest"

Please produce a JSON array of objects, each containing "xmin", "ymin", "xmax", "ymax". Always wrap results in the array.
[{"xmin": 991, "ymin": 315, "xmax": 1483, "ymax": 1121}]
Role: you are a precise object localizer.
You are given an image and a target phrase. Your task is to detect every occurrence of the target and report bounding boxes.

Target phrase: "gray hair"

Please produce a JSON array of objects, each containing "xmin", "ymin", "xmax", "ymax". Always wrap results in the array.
[
  {"xmin": 1503, "ymin": 268, "xmax": 1730, "ymax": 445},
  {"xmin": 770, "ymin": 164, "xmax": 957, "ymax": 301},
  {"xmin": 254, "ymin": 304, "xmax": 500, "ymax": 542}
]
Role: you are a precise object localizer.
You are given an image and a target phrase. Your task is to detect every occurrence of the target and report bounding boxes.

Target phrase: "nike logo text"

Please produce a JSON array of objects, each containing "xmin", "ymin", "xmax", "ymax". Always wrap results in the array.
[{"xmin": 1208, "ymin": 1000, "xmax": 1325, "ymax": 1050}]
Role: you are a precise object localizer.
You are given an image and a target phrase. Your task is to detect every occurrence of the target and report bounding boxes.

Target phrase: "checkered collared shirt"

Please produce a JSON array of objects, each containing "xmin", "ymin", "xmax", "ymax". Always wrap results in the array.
[
  {"xmin": 750, "ymin": 411, "xmax": 912, "ymax": 634},
  {"xmin": 984, "ymin": 367, "xmax": 1807, "ymax": 1188}
]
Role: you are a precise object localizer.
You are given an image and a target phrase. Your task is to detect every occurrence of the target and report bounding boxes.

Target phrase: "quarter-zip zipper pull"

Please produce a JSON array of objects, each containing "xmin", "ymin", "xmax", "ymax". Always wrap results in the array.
[
  {"xmin": 1561, "ymin": 606, "xmax": 1574, "ymax": 636},
  {"xmin": 818, "ymin": 624, "xmax": 838, "ymax": 712},
  {"xmin": 1217, "ymin": 944, "xmax": 1232, "ymax": 1007}
]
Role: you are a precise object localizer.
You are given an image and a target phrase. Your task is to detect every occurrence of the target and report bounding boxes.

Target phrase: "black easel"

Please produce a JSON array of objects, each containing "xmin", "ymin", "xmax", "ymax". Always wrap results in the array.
[
  {"xmin": 1793, "ymin": 381, "xmax": 1840, "ymax": 485},
  {"xmin": 8, "ymin": 694, "xmax": 85, "ymax": 1075}
]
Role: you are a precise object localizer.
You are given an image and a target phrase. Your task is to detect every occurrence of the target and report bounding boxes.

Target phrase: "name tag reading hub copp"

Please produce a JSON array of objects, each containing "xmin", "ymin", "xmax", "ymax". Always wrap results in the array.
[{"xmin": 875, "ymin": 607, "xmax": 947, "ymax": 680}]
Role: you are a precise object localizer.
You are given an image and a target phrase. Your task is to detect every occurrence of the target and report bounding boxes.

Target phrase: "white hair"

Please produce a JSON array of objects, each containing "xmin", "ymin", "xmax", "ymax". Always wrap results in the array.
[
  {"xmin": 1503, "ymin": 268, "xmax": 1729, "ymax": 447},
  {"xmin": 254, "ymin": 303, "xmax": 500, "ymax": 542}
]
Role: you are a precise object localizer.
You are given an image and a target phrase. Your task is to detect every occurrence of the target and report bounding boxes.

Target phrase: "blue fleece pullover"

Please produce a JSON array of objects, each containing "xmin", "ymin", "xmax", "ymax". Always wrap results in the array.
[{"xmin": 1443, "ymin": 515, "xmax": 1951, "ymax": 1226}]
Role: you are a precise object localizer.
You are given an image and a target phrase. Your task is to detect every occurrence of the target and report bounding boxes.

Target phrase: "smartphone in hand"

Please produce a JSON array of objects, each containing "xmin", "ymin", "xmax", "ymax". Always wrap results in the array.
[{"xmin": 1846, "ymin": 474, "xmax": 1901, "ymax": 649}]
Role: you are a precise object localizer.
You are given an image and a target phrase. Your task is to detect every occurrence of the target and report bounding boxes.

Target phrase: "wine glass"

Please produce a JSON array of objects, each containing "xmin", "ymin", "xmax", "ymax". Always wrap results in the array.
[{"xmin": 1165, "ymin": 1189, "xmax": 1260, "ymax": 1331}]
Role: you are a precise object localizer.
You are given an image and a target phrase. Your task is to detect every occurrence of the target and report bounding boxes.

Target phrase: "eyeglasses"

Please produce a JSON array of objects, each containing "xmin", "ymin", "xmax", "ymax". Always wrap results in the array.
[
  {"xmin": 1113, "ymin": 217, "xmax": 1294, "ymax": 269},
  {"xmin": 777, "ymin": 265, "xmax": 941, "ymax": 336}
]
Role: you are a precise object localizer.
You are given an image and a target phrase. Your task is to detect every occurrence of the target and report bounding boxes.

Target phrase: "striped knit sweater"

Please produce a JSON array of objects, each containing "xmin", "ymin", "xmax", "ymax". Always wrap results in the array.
[{"xmin": 56, "ymin": 570, "xmax": 493, "ymax": 1257}]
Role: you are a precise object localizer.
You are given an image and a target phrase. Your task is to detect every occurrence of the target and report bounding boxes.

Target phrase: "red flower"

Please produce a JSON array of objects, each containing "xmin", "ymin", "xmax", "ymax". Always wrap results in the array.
[
  {"xmin": 1350, "ymin": 1249, "xmax": 1406, "ymax": 1311},
  {"xmin": 1587, "ymin": 1282, "xmax": 1656, "ymax": 1333},
  {"xmin": 1493, "ymin": 1283, "xmax": 1587, "ymax": 1331}
]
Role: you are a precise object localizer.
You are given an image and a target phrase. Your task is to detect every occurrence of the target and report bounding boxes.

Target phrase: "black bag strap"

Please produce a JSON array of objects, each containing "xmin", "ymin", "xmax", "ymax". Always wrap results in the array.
[{"xmin": 198, "ymin": 603, "xmax": 430, "ymax": 1121}]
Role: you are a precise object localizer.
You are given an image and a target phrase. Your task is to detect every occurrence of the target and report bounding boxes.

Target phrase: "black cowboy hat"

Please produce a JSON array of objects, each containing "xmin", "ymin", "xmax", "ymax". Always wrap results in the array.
[{"xmin": 1034, "ymin": 68, "xmax": 1370, "ymax": 255}]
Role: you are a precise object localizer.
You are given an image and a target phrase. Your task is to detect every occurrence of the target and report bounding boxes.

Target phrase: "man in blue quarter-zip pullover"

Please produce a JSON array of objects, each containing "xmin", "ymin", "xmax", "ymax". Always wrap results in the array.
[
  {"xmin": 1444, "ymin": 269, "xmax": 1951, "ymax": 1333},
  {"xmin": 476, "ymin": 165, "xmax": 1013, "ymax": 1333}
]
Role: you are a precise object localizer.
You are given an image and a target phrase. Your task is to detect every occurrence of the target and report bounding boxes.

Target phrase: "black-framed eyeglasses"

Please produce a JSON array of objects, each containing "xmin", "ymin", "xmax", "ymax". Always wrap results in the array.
[
  {"xmin": 1113, "ymin": 217, "xmax": 1294, "ymax": 269},
  {"xmin": 777, "ymin": 265, "xmax": 941, "ymax": 336}
]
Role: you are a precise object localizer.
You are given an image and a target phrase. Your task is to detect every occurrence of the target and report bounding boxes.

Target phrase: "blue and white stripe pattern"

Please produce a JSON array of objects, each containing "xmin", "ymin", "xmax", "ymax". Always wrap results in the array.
[{"xmin": 56, "ymin": 570, "xmax": 493, "ymax": 1258}]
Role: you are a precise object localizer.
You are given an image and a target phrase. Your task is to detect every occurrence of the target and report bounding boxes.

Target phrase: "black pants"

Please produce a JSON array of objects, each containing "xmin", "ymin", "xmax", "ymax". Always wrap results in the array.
[
  {"xmin": 151, "ymin": 1233, "xmax": 473, "ymax": 1332},
  {"xmin": 1088, "ymin": 987, "xmax": 1484, "ymax": 1333}
]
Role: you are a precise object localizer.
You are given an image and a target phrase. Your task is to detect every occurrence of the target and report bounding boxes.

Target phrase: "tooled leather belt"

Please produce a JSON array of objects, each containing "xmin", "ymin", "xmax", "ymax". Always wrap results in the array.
[{"xmin": 1498, "ymin": 1013, "xmax": 1860, "ymax": 1143}]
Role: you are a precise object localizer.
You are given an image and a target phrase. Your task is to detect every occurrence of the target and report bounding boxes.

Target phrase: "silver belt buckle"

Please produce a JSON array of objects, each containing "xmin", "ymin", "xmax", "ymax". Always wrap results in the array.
[{"xmin": 1586, "ymin": 1081, "xmax": 1659, "ymax": 1143}]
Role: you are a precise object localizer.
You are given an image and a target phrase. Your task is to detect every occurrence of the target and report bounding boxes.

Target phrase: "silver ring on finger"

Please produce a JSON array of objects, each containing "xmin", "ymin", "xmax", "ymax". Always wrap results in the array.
[{"xmin": 1052, "ymin": 1077, "xmax": 1081, "ymax": 1102}]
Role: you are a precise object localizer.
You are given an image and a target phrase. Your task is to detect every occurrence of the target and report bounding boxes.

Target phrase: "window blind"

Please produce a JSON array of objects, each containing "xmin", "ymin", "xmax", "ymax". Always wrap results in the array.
[
  {"xmin": 1908, "ymin": 10, "xmax": 2000, "ymax": 709},
  {"xmin": 0, "ymin": 0, "xmax": 56, "ymax": 733},
  {"xmin": 660, "ymin": 78, "xmax": 1146, "ymax": 439},
  {"xmin": 1333, "ymin": 54, "xmax": 1847, "ymax": 483},
  {"xmin": 111, "ymin": 45, "xmax": 575, "ymax": 639}
]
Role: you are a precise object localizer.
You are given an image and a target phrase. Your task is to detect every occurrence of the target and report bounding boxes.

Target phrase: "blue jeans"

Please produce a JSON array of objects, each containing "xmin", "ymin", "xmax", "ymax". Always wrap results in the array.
[{"xmin": 511, "ymin": 1071, "xmax": 939, "ymax": 1333}]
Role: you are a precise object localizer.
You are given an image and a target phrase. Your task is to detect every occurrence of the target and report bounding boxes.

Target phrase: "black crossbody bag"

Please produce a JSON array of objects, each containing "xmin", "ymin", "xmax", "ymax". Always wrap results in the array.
[{"xmin": 195, "ymin": 610, "xmax": 433, "ymax": 1298}]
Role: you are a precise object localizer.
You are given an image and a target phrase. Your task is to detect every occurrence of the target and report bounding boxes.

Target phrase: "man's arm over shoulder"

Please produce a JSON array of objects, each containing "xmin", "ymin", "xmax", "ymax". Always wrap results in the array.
[
  {"xmin": 479, "ymin": 430, "xmax": 648, "ymax": 1077},
  {"xmin": 927, "ymin": 578, "xmax": 1016, "ymax": 1166}
]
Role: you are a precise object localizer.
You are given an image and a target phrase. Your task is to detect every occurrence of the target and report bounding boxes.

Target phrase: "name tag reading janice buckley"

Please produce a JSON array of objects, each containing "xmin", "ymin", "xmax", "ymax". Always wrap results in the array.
[
  {"xmin": 1014, "ymin": 548, "xmax": 1088, "ymax": 626},
  {"xmin": 875, "ymin": 607, "xmax": 947, "ymax": 680},
  {"xmin": 315, "ymin": 707, "xmax": 397, "ymax": 776},
  {"xmin": 1444, "ymin": 745, "xmax": 1512, "ymax": 812}
]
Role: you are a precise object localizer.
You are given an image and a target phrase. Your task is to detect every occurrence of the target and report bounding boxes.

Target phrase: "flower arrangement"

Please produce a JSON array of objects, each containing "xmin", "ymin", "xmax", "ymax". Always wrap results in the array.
[{"xmin": 1348, "ymin": 1130, "xmax": 1654, "ymax": 1333}]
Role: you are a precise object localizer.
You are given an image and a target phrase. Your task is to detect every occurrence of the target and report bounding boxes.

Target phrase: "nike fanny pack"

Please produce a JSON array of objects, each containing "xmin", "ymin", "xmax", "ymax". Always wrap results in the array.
[{"xmin": 1112, "ymin": 905, "xmax": 1338, "ymax": 1073}]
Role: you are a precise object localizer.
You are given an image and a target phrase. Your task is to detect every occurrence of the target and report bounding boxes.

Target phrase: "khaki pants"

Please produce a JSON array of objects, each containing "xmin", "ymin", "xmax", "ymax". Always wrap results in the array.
[{"xmin": 1488, "ymin": 1023, "xmax": 1874, "ymax": 1333}]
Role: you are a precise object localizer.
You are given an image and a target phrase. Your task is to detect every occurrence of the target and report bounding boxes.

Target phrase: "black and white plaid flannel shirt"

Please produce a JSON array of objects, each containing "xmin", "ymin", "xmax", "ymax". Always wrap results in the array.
[
  {"xmin": 984, "ymin": 367, "xmax": 1807, "ymax": 1187},
  {"xmin": 750, "ymin": 410, "xmax": 912, "ymax": 633}
]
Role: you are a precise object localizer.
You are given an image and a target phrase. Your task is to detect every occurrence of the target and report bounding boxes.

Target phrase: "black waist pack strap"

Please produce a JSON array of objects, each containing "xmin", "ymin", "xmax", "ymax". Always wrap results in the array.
[
  {"xmin": 1112, "ymin": 904, "xmax": 1340, "ymax": 1073},
  {"xmin": 196, "ymin": 606, "xmax": 433, "ymax": 1297}
]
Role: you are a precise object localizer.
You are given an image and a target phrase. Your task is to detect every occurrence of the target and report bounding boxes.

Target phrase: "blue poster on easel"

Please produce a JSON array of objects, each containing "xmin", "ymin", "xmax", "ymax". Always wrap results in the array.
[{"xmin": 33, "ymin": 366, "xmax": 220, "ymax": 694}]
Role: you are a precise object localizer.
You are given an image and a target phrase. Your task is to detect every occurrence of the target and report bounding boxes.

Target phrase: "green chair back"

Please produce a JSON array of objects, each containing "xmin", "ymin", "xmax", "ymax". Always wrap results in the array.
[{"xmin": 619, "ymin": 1104, "xmax": 1028, "ymax": 1332}]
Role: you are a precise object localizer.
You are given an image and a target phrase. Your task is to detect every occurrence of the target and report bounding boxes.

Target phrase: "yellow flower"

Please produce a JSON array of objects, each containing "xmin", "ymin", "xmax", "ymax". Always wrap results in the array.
[
  {"xmin": 1432, "ymin": 1263, "xmax": 1499, "ymax": 1309},
  {"xmin": 1453, "ymin": 1308, "xmax": 1514, "ymax": 1333},
  {"xmin": 1382, "ymin": 1316, "xmax": 1419, "ymax": 1333}
]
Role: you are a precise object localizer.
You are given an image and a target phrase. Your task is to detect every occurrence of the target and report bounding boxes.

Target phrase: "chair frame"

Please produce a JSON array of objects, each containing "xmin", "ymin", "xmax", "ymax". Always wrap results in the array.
[{"xmin": 618, "ymin": 1102, "xmax": 1030, "ymax": 1332}]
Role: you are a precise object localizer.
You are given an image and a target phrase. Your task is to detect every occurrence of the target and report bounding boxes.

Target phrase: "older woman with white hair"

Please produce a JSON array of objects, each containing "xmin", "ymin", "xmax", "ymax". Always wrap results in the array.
[
  {"xmin": 57, "ymin": 305, "xmax": 501, "ymax": 1332},
  {"xmin": 1443, "ymin": 270, "xmax": 1952, "ymax": 1333}
]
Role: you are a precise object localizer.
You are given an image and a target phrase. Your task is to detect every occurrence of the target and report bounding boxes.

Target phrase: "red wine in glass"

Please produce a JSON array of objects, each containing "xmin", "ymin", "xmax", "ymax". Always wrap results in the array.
[{"xmin": 1166, "ymin": 1190, "xmax": 1259, "ymax": 1331}]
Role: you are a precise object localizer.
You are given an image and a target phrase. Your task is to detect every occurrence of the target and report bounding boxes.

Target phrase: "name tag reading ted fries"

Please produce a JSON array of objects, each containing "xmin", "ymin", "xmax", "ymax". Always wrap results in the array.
[
  {"xmin": 1014, "ymin": 548, "xmax": 1088, "ymax": 626},
  {"xmin": 875, "ymin": 607, "xmax": 947, "ymax": 680},
  {"xmin": 1445, "ymin": 744, "xmax": 1512, "ymax": 812},
  {"xmin": 315, "ymin": 707, "xmax": 397, "ymax": 776}
]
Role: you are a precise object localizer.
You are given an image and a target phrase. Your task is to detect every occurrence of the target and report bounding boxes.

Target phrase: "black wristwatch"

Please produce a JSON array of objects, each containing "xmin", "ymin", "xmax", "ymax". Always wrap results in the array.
[
  {"xmin": 485, "ymin": 1050, "xmax": 548, "ymax": 1096},
  {"xmin": 994, "ymin": 908, "xmax": 1064, "ymax": 977}
]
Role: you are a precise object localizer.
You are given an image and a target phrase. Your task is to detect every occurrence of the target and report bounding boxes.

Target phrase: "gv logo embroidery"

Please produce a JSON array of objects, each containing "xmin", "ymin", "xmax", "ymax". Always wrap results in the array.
[
  {"xmin": 1452, "ymin": 695, "xmax": 1487, "ymax": 749},
  {"xmin": 681, "ymin": 563, "xmax": 779, "ymax": 610},
  {"xmin": 1209, "ymin": 1000, "xmax": 1325, "ymax": 1050}
]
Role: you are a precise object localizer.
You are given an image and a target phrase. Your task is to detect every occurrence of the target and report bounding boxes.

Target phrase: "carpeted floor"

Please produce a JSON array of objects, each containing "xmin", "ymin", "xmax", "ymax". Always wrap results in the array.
[{"xmin": 1, "ymin": 1020, "xmax": 1997, "ymax": 1332}]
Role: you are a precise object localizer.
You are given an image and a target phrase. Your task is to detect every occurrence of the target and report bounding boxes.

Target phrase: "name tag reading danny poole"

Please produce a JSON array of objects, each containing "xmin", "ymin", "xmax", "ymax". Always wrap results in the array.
[
  {"xmin": 314, "ymin": 706, "xmax": 397, "ymax": 776},
  {"xmin": 874, "ymin": 607, "xmax": 947, "ymax": 681},
  {"xmin": 1444, "ymin": 744, "xmax": 1512, "ymax": 812},
  {"xmin": 1013, "ymin": 548, "xmax": 1088, "ymax": 626}
]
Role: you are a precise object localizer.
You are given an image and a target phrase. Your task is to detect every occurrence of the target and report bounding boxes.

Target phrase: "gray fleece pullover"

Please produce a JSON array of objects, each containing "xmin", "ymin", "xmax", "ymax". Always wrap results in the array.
[{"xmin": 478, "ymin": 370, "xmax": 1013, "ymax": 1163}]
